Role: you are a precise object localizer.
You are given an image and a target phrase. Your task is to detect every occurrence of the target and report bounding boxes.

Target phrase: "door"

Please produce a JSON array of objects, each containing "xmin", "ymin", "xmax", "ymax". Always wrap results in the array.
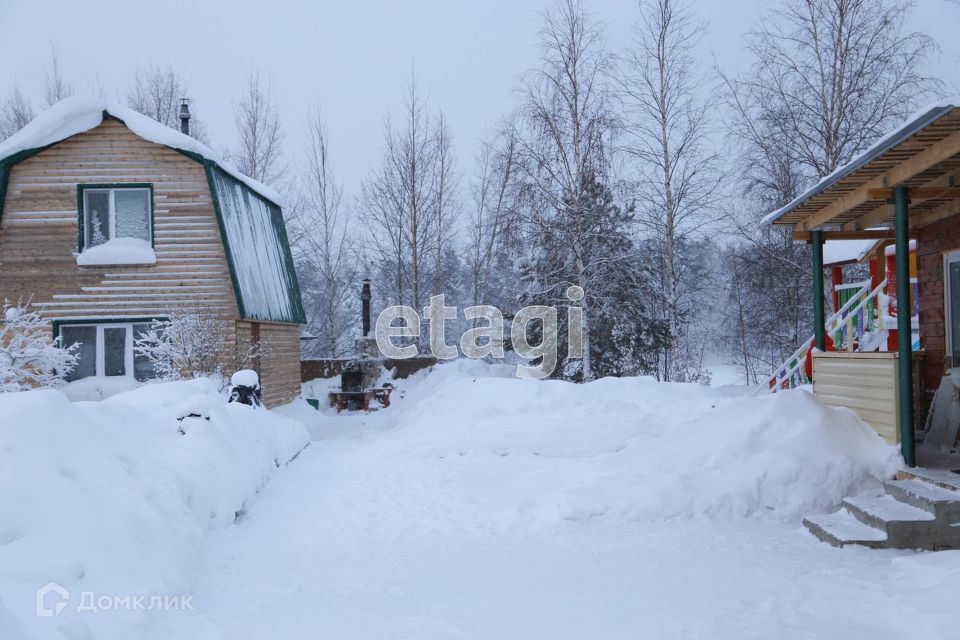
[{"xmin": 946, "ymin": 252, "xmax": 960, "ymax": 368}]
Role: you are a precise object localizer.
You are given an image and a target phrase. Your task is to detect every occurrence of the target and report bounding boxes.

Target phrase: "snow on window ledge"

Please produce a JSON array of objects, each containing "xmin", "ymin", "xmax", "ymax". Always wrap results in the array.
[{"xmin": 77, "ymin": 238, "xmax": 156, "ymax": 266}]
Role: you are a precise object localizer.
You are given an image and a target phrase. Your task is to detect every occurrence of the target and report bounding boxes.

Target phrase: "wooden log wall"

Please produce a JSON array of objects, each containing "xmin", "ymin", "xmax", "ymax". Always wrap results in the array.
[
  {"xmin": 238, "ymin": 320, "xmax": 301, "ymax": 408},
  {"xmin": 0, "ymin": 119, "xmax": 238, "ymax": 319}
]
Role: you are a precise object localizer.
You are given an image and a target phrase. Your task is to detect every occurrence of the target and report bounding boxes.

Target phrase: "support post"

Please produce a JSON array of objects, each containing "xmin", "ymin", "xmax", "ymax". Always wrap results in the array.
[
  {"xmin": 894, "ymin": 186, "xmax": 915, "ymax": 467},
  {"xmin": 812, "ymin": 230, "xmax": 825, "ymax": 351},
  {"xmin": 361, "ymin": 279, "xmax": 372, "ymax": 338}
]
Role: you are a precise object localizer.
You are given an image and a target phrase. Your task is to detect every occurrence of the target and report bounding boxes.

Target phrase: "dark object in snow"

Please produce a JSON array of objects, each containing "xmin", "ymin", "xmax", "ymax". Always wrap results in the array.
[
  {"xmin": 230, "ymin": 384, "xmax": 262, "ymax": 407},
  {"xmin": 328, "ymin": 361, "xmax": 392, "ymax": 412},
  {"xmin": 323, "ymin": 281, "xmax": 393, "ymax": 413},
  {"xmin": 329, "ymin": 381, "xmax": 392, "ymax": 412},
  {"xmin": 175, "ymin": 395, "xmax": 212, "ymax": 434},
  {"xmin": 341, "ymin": 363, "xmax": 364, "ymax": 393},
  {"xmin": 229, "ymin": 369, "xmax": 263, "ymax": 407}
]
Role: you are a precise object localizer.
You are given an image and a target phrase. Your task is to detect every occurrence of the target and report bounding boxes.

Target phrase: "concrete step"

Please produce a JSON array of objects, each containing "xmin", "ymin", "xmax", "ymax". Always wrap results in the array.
[
  {"xmin": 885, "ymin": 479, "xmax": 960, "ymax": 523},
  {"xmin": 841, "ymin": 493, "xmax": 938, "ymax": 548},
  {"xmin": 805, "ymin": 469, "xmax": 960, "ymax": 550},
  {"xmin": 802, "ymin": 510, "xmax": 887, "ymax": 548},
  {"xmin": 842, "ymin": 493, "xmax": 936, "ymax": 528}
]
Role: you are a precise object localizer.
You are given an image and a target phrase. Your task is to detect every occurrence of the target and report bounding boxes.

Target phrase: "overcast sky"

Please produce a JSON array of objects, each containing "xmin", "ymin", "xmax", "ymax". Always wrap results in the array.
[{"xmin": 1, "ymin": 0, "xmax": 958, "ymax": 199}]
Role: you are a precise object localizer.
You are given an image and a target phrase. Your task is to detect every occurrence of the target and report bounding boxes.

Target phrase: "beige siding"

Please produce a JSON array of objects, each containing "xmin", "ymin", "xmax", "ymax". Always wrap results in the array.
[
  {"xmin": 813, "ymin": 351, "xmax": 899, "ymax": 443},
  {"xmin": 237, "ymin": 320, "xmax": 301, "ymax": 408}
]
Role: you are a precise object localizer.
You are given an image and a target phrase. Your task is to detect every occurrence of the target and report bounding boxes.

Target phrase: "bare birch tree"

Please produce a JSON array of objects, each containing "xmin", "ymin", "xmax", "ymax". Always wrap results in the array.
[
  {"xmin": 44, "ymin": 50, "xmax": 72, "ymax": 106},
  {"xmin": 717, "ymin": 0, "xmax": 938, "ymax": 380},
  {"xmin": 361, "ymin": 75, "xmax": 441, "ymax": 313},
  {"xmin": 127, "ymin": 65, "xmax": 187, "ymax": 128},
  {"xmin": 0, "ymin": 88, "xmax": 34, "ymax": 140},
  {"xmin": 469, "ymin": 126, "xmax": 519, "ymax": 307},
  {"xmin": 127, "ymin": 65, "xmax": 209, "ymax": 143},
  {"xmin": 289, "ymin": 108, "xmax": 357, "ymax": 358},
  {"xmin": 726, "ymin": 0, "xmax": 938, "ymax": 183},
  {"xmin": 619, "ymin": 0, "xmax": 719, "ymax": 382},
  {"xmin": 230, "ymin": 68, "xmax": 285, "ymax": 188},
  {"xmin": 432, "ymin": 112, "xmax": 460, "ymax": 298}
]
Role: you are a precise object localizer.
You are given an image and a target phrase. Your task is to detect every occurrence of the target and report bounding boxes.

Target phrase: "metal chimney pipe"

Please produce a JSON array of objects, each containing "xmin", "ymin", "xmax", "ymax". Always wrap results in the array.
[
  {"xmin": 361, "ymin": 279, "xmax": 372, "ymax": 337},
  {"xmin": 179, "ymin": 98, "xmax": 191, "ymax": 136}
]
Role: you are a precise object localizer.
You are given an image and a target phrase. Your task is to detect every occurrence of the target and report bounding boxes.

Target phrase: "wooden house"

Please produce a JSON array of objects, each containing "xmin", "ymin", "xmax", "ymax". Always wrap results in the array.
[
  {"xmin": 0, "ymin": 98, "xmax": 305, "ymax": 407},
  {"xmin": 764, "ymin": 96, "xmax": 960, "ymax": 468}
]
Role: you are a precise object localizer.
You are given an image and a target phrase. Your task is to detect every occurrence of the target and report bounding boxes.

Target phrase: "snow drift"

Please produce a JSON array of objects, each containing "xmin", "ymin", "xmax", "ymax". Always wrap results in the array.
[
  {"xmin": 0, "ymin": 379, "xmax": 308, "ymax": 639},
  {"xmin": 338, "ymin": 361, "xmax": 901, "ymax": 530}
]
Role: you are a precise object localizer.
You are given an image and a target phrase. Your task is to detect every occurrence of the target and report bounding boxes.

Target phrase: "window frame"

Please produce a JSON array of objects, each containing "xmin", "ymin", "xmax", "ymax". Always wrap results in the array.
[
  {"xmin": 945, "ymin": 250, "xmax": 960, "ymax": 369},
  {"xmin": 54, "ymin": 318, "xmax": 165, "ymax": 381},
  {"xmin": 76, "ymin": 183, "xmax": 155, "ymax": 252}
]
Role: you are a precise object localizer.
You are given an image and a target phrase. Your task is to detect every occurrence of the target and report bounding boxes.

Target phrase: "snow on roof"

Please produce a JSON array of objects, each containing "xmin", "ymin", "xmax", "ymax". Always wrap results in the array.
[
  {"xmin": 0, "ymin": 96, "xmax": 283, "ymax": 206},
  {"xmin": 762, "ymin": 96, "xmax": 960, "ymax": 226},
  {"xmin": 822, "ymin": 238, "xmax": 880, "ymax": 266}
]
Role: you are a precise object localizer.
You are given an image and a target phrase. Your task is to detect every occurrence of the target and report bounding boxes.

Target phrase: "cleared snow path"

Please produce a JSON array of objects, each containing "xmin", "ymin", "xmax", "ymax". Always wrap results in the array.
[{"xmin": 165, "ymin": 365, "xmax": 960, "ymax": 639}]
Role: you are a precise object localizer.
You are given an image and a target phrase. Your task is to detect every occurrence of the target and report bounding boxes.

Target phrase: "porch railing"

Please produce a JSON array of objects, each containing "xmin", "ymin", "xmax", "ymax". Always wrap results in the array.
[{"xmin": 766, "ymin": 280, "xmax": 882, "ymax": 392}]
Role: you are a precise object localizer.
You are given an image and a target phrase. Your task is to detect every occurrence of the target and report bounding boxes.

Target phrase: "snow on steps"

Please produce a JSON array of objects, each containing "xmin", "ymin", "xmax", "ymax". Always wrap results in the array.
[
  {"xmin": 885, "ymin": 479, "xmax": 960, "ymax": 523},
  {"xmin": 803, "ymin": 475, "xmax": 960, "ymax": 550},
  {"xmin": 803, "ymin": 510, "xmax": 888, "ymax": 548}
]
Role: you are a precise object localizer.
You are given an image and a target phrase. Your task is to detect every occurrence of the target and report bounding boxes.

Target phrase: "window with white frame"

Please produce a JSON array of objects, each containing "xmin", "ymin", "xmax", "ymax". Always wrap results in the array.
[
  {"xmin": 59, "ymin": 322, "xmax": 158, "ymax": 382},
  {"xmin": 80, "ymin": 185, "xmax": 152, "ymax": 249}
]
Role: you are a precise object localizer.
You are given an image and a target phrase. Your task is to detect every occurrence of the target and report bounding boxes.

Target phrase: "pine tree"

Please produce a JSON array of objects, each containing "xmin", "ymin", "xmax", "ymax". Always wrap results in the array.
[{"xmin": 518, "ymin": 172, "xmax": 663, "ymax": 379}]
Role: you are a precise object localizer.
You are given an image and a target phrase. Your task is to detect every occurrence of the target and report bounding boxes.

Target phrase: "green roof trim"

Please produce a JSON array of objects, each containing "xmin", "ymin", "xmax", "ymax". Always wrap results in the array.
[{"xmin": 0, "ymin": 144, "xmax": 56, "ymax": 223}]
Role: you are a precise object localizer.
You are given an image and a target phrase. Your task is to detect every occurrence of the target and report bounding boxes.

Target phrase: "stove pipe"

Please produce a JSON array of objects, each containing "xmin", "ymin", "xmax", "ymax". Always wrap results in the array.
[
  {"xmin": 361, "ymin": 279, "xmax": 372, "ymax": 337},
  {"xmin": 179, "ymin": 98, "xmax": 191, "ymax": 136}
]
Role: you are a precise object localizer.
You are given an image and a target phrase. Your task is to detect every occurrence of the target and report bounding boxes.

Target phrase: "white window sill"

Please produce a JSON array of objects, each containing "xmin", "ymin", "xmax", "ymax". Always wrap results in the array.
[{"xmin": 77, "ymin": 238, "xmax": 156, "ymax": 266}]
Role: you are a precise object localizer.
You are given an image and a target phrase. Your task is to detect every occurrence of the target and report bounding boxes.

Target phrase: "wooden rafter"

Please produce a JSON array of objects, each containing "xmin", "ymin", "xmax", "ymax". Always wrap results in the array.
[
  {"xmin": 913, "ymin": 198, "xmax": 960, "ymax": 228},
  {"xmin": 843, "ymin": 166, "xmax": 960, "ymax": 230},
  {"xmin": 798, "ymin": 128, "xmax": 960, "ymax": 231},
  {"xmin": 792, "ymin": 229, "xmax": 897, "ymax": 242},
  {"xmin": 865, "ymin": 187, "xmax": 960, "ymax": 200}
]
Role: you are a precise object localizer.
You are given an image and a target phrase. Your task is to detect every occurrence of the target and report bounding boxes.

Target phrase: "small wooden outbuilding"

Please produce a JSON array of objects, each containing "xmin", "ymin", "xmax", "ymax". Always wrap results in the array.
[{"xmin": 0, "ymin": 98, "xmax": 305, "ymax": 407}]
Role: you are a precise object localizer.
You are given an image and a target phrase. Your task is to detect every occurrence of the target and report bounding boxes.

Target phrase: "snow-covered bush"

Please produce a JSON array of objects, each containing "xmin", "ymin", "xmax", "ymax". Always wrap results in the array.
[
  {"xmin": 0, "ymin": 299, "xmax": 77, "ymax": 392},
  {"xmin": 134, "ymin": 307, "xmax": 268, "ymax": 388}
]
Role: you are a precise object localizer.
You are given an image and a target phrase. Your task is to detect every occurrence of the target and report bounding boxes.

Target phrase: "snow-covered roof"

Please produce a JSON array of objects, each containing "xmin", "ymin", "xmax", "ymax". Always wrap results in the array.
[
  {"xmin": 822, "ymin": 238, "xmax": 880, "ymax": 266},
  {"xmin": 0, "ymin": 96, "xmax": 283, "ymax": 206},
  {"xmin": 762, "ymin": 96, "xmax": 960, "ymax": 226}
]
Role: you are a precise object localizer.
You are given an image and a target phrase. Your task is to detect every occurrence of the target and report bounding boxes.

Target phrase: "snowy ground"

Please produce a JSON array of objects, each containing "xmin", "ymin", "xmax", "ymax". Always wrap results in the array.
[
  {"xmin": 0, "ymin": 380, "xmax": 309, "ymax": 640},
  {"xmin": 184, "ymin": 364, "xmax": 955, "ymax": 638},
  {"xmin": 6, "ymin": 363, "xmax": 960, "ymax": 639}
]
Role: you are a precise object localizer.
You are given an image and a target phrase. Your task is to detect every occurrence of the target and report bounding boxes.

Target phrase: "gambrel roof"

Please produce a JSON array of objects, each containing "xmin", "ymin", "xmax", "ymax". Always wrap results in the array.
[{"xmin": 0, "ymin": 98, "xmax": 304, "ymax": 324}]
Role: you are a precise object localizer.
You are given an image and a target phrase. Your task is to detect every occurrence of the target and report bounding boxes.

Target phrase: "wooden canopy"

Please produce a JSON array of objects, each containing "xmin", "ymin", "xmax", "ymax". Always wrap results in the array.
[
  {"xmin": 764, "ymin": 100, "xmax": 960, "ymax": 236},
  {"xmin": 760, "ymin": 98, "xmax": 960, "ymax": 468}
]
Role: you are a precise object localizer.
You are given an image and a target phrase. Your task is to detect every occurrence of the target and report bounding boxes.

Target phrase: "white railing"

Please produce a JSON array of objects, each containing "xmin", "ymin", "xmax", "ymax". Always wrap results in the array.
[{"xmin": 766, "ymin": 281, "xmax": 876, "ymax": 393}]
